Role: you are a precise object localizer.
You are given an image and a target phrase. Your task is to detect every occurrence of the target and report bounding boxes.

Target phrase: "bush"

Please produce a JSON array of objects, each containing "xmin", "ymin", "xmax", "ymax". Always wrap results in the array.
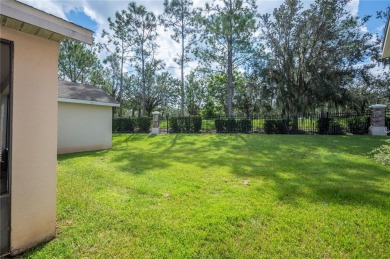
[
  {"xmin": 370, "ymin": 139, "xmax": 390, "ymax": 165},
  {"xmin": 137, "ymin": 117, "xmax": 151, "ymax": 133},
  {"xmin": 215, "ymin": 119, "xmax": 236, "ymax": 133},
  {"xmin": 215, "ymin": 118, "xmax": 252, "ymax": 133},
  {"xmin": 328, "ymin": 120, "xmax": 343, "ymax": 135},
  {"xmin": 184, "ymin": 117, "xmax": 191, "ymax": 132},
  {"xmin": 347, "ymin": 116, "xmax": 369, "ymax": 134},
  {"xmin": 225, "ymin": 119, "xmax": 237, "ymax": 133},
  {"xmin": 169, "ymin": 116, "xmax": 202, "ymax": 133},
  {"xmin": 169, "ymin": 117, "xmax": 180, "ymax": 132},
  {"xmin": 237, "ymin": 119, "xmax": 252, "ymax": 133},
  {"xmin": 192, "ymin": 116, "xmax": 202, "ymax": 133},
  {"xmin": 215, "ymin": 119, "xmax": 224, "ymax": 133},
  {"xmin": 264, "ymin": 119, "xmax": 290, "ymax": 134},
  {"xmin": 317, "ymin": 117, "xmax": 331, "ymax": 134},
  {"xmin": 112, "ymin": 118, "xmax": 135, "ymax": 133}
]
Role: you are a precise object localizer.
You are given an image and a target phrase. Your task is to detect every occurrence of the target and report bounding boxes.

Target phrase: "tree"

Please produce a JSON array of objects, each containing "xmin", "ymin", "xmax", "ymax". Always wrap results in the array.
[
  {"xmin": 58, "ymin": 39, "xmax": 101, "ymax": 84},
  {"xmin": 102, "ymin": 9, "xmax": 134, "ymax": 116},
  {"xmin": 185, "ymin": 71, "xmax": 206, "ymax": 115},
  {"xmin": 196, "ymin": 0, "xmax": 259, "ymax": 117},
  {"xmin": 260, "ymin": 0, "xmax": 374, "ymax": 116},
  {"xmin": 159, "ymin": 0, "xmax": 198, "ymax": 116},
  {"xmin": 126, "ymin": 2, "xmax": 158, "ymax": 116},
  {"xmin": 126, "ymin": 60, "xmax": 179, "ymax": 116}
]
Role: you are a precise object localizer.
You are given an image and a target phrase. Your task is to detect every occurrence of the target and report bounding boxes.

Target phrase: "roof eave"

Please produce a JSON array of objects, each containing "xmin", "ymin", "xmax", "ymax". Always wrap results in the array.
[
  {"xmin": 58, "ymin": 98, "xmax": 120, "ymax": 107},
  {"xmin": 382, "ymin": 14, "xmax": 390, "ymax": 58},
  {"xmin": 0, "ymin": 0, "xmax": 93, "ymax": 44}
]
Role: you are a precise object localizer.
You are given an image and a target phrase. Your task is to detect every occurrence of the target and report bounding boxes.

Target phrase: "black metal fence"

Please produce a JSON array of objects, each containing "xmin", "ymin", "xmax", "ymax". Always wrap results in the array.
[
  {"xmin": 386, "ymin": 109, "xmax": 390, "ymax": 132},
  {"xmin": 113, "ymin": 110, "xmax": 389, "ymax": 135}
]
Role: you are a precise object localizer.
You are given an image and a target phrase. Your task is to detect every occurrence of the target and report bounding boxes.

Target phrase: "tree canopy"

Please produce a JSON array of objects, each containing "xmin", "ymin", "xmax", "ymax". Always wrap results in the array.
[{"xmin": 58, "ymin": 0, "xmax": 390, "ymax": 117}]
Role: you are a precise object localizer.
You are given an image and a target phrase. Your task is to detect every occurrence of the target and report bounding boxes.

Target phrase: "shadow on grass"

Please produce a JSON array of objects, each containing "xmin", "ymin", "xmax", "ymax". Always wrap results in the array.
[
  {"xmin": 59, "ymin": 134, "xmax": 390, "ymax": 209},
  {"xmin": 123, "ymin": 134, "xmax": 389, "ymax": 209}
]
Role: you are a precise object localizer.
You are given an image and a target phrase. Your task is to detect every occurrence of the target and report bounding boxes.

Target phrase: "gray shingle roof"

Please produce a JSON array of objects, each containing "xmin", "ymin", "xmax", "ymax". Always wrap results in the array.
[{"xmin": 58, "ymin": 80, "xmax": 119, "ymax": 106}]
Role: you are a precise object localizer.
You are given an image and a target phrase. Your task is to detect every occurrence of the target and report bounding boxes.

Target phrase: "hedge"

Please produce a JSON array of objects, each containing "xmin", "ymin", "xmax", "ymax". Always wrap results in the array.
[
  {"xmin": 113, "ymin": 117, "xmax": 151, "ymax": 133},
  {"xmin": 215, "ymin": 118, "xmax": 252, "ymax": 133},
  {"xmin": 264, "ymin": 119, "xmax": 290, "ymax": 134},
  {"xmin": 169, "ymin": 116, "xmax": 202, "ymax": 133}
]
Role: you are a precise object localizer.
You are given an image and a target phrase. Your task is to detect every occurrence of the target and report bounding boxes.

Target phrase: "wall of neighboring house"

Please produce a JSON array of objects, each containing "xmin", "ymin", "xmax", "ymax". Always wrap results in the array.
[
  {"xmin": 0, "ymin": 27, "xmax": 58, "ymax": 254},
  {"xmin": 58, "ymin": 102, "xmax": 113, "ymax": 154}
]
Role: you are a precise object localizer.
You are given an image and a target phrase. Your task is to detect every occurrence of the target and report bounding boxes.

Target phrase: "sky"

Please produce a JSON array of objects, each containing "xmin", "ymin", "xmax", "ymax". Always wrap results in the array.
[{"xmin": 18, "ymin": 0, "xmax": 390, "ymax": 74}]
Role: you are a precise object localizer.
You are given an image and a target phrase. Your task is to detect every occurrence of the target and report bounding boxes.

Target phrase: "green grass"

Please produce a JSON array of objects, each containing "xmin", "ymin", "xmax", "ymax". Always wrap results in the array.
[{"xmin": 25, "ymin": 134, "xmax": 390, "ymax": 258}]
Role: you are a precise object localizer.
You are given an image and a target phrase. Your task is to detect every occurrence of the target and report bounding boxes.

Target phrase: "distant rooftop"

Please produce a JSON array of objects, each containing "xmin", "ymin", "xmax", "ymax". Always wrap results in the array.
[{"xmin": 58, "ymin": 81, "xmax": 119, "ymax": 107}]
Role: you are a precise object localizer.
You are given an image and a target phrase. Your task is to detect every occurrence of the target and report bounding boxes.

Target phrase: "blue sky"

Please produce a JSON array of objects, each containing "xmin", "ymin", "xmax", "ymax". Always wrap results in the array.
[
  {"xmin": 67, "ymin": 10, "xmax": 98, "ymax": 32},
  {"xmin": 61, "ymin": 0, "xmax": 390, "ymax": 36},
  {"xmin": 358, "ymin": 0, "xmax": 390, "ymax": 35}
]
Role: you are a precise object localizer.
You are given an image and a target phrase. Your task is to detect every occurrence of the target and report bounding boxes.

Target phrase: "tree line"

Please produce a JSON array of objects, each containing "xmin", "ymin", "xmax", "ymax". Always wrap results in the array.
[{"xmin": 58, "ymin": 0, "xmax": 390, "ymax": 118}]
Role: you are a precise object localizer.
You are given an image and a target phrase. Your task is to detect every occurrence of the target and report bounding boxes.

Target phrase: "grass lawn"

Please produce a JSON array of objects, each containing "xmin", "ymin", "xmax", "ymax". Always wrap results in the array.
[{"xmin": 26, "ymin": 134, "xmax": 389, "ymax": 258}]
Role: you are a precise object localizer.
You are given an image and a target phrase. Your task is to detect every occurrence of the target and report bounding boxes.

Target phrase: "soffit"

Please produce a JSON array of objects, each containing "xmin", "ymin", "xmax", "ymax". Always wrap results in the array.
[
  {"xmin": 1, "ymin": 15, "xmax": 65, "ymax": 42},
  {"xmin": 0, "ymin": 0, "xmax": 93, "ymax": 44}
]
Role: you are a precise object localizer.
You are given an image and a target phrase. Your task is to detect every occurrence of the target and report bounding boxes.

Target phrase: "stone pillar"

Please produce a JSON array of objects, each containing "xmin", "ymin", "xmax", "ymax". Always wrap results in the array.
[
  {"xmin": 151, "ymin": 111, "xmax": 160, "ymax": 134},
  {"xmin": 369, "ymin": 104, "xmax": 388, "ymax": 136}
]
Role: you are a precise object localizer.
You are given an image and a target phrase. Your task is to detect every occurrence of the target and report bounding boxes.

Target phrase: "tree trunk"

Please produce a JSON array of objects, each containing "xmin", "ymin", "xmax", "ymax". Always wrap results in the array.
[
  {"xmin": 180, "ymin": 15, "xmax": 185, "ymax": 116},
  {"xmin": 226, "ymin": 0, "xmax": 234, "ymax": 117},
  {"xmin": 118, "ymin": 48, "xmax": 124, "ymax": 117},
  {"xmin": 141, "ymin": 43, "xmax": 146, "ymax": 117}
]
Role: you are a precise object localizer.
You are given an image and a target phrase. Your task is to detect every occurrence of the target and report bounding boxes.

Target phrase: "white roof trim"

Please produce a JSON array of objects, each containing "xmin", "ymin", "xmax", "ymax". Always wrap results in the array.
[
  {"xmin": 58, "ymin": 98, "xmax": 120, "ymax": 107},
  {"xmin": 0, "ymin": 0, "xmax": 93, "ymax": 44}
]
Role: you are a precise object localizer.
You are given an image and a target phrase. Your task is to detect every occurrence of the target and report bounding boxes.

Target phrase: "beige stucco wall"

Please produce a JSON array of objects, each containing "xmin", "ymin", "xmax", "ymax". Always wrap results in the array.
[
  {"xmin": 58, "ymin": 102, "xmax": 112, "ymax": 154},
  {"xmin": 0, "ymin": 27, "xmax": 58, "ymax": 254}
]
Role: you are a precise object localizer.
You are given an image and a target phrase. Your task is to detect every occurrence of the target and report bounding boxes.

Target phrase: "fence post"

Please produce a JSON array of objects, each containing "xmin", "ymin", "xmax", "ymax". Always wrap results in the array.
[
  {"xmin": 369, "ymin": 104, "xmax": 387, "ymax": 136},
  {"xmin": 166, "ymin": 114, "xmax": 169, "ymax": 134},
  {"xmin": 251, "ymin": 115, "xmax": 253, "ymax": 134},
  {"xmin": 151, "ymin": 111, "xmax": 160, "ymax": 134}
]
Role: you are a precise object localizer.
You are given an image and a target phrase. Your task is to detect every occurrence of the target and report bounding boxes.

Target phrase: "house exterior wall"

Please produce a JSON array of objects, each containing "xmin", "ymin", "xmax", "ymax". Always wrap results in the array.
[
  {"xmin": 58, "ymin": 102, "xmax": 113, "ymax": 154},
  {"xmin": 0, "ymin": 27, "xmax": 58, "ymax": 254}
]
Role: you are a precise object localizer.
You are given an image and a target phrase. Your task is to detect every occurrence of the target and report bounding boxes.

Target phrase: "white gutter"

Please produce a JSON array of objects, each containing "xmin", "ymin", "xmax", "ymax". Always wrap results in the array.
[
  {"xmin": 0, "ymin": 0, "xmax": 93, "ymax": 44},
  {"xmin": 58, "ymin": 98, "xmax": 120, "ymax": 107}
]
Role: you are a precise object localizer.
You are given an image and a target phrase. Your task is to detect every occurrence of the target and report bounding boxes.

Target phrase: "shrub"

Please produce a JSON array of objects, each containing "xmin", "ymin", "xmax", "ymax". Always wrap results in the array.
[
  {"xmin": 191, "ymin": 116, "xmax": 202, "ymax": 133},
  {"xmin": 184, "ymin": 117, "xmax": 191, "ymax": 132},
  {"xmin": 237, "ymin": 119, "xmax": 252, "ymax": 133},
  {"xmin": 112, "ymin": 118, "xmax": 135, "ymax": 133},
  {"xmin": 112, "ymin": 118, "xmax": 120, "ymax": 132},
  {"xmin": 214, "ymin": 119, "xmax": 236, "ymax": 133},
  {"xmin": 317, "ymin": 117, "xmax": 331, "ymax": 134},
  {"xmin": 137, "ymin": 117, "xmax": 151, "ymax": 133},
  {"xmin": 169, "ymin": 117, "xmax": 180, "ymax": 132},
  {"xmin": 169, "ymin": 116, "xmax": 202, "ymax": 133},
  {"xmin": 370, "ymin": 139, "xmax": 390, "ymax": 165},
  {"xmin": 215, "ymin": 118, "xmax": 252, "ymax": 133},
  {"xmin": 225, "ymin": 119, "xmax": 237, "ymax": 133},
  {"xmin": 215, "ymin": 119, "xmax": 225, "ymax": 133},
  {"xmin": 347, "ymin": 116, "xmax": 369, "ymax": 134},
  {"xmin": 264, "ymin": 119, "xmax": 290, "ymax": 134},
  {"xmin": 328, "ymin": 120, "xmax": 343, "ymax": 135}
]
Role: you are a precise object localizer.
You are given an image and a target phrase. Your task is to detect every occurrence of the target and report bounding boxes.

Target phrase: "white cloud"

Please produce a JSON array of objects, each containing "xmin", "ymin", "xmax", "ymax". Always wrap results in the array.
[
  {"xmin": 346, "ymin": 0, "xmax": 360, "ymax": 17},
  {"xmin": 18, "ymin": 0, "xmax": 68, "ymax": 19}
]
